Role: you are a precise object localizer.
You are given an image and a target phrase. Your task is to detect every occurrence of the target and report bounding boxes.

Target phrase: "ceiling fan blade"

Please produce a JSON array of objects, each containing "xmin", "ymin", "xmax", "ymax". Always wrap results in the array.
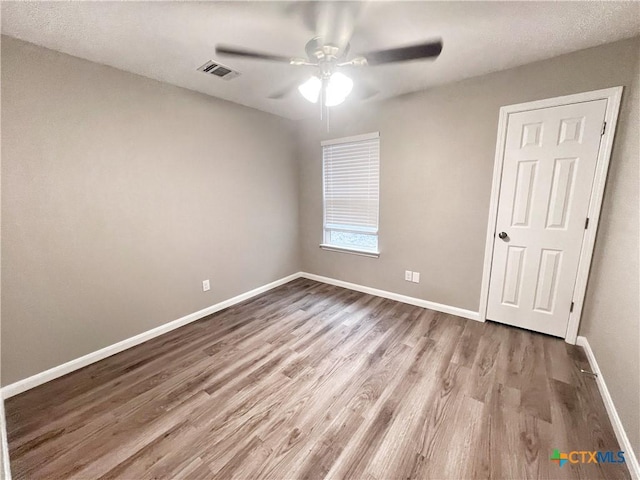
[
  {"xmin": 215, "ymin": 45, "xmax": 293, "ymax": 63},
  {"xmin": 315, "ymin": 2, "xmax": 363, "ymax": 53},
  {"xmin": 353, "ymin": 81, "xmax": 379, "ymax": 100},
  {"xmin": 268, "ymin": 80, "xmax": 302, "ymax": 99},
  {"xmin": 362, "ymin": 40, "xmax": 443, "ymax": 66}
]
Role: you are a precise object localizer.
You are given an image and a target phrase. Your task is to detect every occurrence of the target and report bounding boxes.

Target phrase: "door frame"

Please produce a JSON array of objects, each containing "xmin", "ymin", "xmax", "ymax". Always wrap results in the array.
[{"xmin": 478, "ymin": 87, "xmax": 623, "ymax": 344}]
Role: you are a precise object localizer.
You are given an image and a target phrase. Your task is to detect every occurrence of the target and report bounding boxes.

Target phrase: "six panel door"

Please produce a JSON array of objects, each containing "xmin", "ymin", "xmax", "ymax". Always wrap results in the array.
[{"xmin": 487, "ymin": 99, "xmax": 607, "ymax": 337}]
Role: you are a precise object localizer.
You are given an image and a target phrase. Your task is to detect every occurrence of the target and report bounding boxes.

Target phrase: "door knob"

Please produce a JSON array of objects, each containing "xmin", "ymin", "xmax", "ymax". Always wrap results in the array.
[{"xmin": 498, "ymin": 232, "xmax": 508, "ymax": 239}]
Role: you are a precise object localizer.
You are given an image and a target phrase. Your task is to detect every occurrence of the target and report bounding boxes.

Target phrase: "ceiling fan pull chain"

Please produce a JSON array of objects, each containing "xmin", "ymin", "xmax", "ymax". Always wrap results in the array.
[
  {"xmin": 326, "ymin": 101, "xmax": 331, "ymax": 133},
  {"xmin": 320, "ymin": 76, "xmax": 327, "ymax": 122}
]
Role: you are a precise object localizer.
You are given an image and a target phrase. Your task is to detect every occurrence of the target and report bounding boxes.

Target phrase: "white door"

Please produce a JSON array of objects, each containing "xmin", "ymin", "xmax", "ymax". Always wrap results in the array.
[{"xmin": 487, "ymin": 99, "xmax": 607, "ymax": 337}]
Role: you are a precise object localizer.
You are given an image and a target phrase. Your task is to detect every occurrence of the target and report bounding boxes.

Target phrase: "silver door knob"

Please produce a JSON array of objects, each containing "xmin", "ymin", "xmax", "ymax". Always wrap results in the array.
[{"xmin": 498, "ymin": 232, "xmax": 508, "ymax": 239}]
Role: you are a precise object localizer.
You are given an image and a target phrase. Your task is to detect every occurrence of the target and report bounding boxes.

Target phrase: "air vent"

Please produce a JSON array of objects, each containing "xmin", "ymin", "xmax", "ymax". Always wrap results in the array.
[{"xmin": 197, "ymin": 61, "xmax": 240, "ymax": 80}]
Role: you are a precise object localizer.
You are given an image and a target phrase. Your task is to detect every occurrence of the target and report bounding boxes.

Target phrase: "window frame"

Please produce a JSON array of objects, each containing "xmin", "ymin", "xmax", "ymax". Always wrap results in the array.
[{"xmin": 320, "ymin": 132, "xmax": 380, "ymax": 258}]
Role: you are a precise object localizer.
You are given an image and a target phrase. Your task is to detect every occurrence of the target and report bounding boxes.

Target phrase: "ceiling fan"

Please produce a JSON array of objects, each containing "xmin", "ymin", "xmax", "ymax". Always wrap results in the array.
[{"xmin": 215, "ymin": 36, "xmax": 443, "ymax": 108}]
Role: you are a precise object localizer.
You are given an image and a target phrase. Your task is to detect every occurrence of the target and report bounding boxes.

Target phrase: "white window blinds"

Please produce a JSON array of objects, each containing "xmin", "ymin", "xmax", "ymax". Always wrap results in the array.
[{"xmin": 322, "ymin": 133, "xmax": 380, "ymax": 253}]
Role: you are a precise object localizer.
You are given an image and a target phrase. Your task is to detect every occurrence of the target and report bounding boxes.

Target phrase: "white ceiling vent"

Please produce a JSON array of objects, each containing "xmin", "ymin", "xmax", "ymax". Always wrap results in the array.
[{"xmin": 197, "ymin": 61, "xmax": 240, "ymax": 80}]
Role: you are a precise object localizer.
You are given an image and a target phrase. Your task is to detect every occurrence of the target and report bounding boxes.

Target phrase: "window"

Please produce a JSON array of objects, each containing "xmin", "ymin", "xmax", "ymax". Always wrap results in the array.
[{"xmin": 321, "ymin": 132, "xmax": 380, "ymax": 256}]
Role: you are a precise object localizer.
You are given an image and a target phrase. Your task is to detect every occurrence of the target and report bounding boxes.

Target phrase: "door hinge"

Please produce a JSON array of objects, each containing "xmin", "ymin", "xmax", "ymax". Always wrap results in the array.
[
  {"xmin": 585, "ymin": 217, "xmax": 589, "ymax": 229},
  {"xmin": 601, "ymin": 121, "xmax": 607, "ymax": 136},
  {"xmin": 570, "ymin": 301, "xmax": 575, "ymax": 313}
]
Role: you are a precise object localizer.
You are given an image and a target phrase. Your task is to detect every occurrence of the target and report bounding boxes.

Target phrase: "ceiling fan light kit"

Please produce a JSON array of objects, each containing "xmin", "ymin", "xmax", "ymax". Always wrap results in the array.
[{"xmin": 299, "ymin": 72, "xmax": 353, "ymax": 106}]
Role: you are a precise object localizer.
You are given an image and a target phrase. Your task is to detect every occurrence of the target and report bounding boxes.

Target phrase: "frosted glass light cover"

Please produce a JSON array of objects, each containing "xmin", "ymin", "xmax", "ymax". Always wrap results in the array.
[
  {"xmin": 298, "ymin": 76, "xmax": 321, "ymax": 103},
  {"xmin": 326, "ymin": 72, "xmax": 353, "ymax": 107}
]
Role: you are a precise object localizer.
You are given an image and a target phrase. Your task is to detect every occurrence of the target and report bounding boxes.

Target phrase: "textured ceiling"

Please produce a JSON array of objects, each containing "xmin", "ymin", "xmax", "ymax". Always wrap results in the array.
[{"xmin": 2, "ymin": 1, "xmax": 639, "ymax": 120}]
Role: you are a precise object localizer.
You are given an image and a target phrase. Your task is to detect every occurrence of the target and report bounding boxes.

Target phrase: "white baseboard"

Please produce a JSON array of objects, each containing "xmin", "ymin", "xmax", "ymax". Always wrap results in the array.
[
  {"xmin": 300, "ymin": 272, "xmax": 481, "ymax": 322},
  {"xmin": 1, "ymin": 272, "xmax": 301, "ymax": 400},
  {"xmin": 1, "ymin": 271, "xmax": 480, "ymax": 400},
  {"xmin": 0, "ymin": 398, "xmax": 11, "ymax": 480},
  {"xmin": 577, "ymin": 336, "xmax": 640, "ymax": 480}
]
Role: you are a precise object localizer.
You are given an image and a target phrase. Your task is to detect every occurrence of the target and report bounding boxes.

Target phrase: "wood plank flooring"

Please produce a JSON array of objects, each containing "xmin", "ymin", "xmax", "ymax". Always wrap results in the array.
[{"xmin": 5, "ymin": 279, "xmax": 629, "ymax": 479}]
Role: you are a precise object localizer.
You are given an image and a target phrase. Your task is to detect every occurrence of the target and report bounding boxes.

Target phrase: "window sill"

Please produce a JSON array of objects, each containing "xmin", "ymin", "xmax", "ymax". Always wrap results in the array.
[{"xmin": 319, "ymin": 244, "xmax": 380, "ymax": 258}]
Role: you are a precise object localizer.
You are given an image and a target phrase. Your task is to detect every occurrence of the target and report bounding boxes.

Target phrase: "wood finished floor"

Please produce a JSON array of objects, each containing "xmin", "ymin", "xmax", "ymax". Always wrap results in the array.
[{"xmin": 5, "ymin": 279, "xmax": 629, "ymax": 480}]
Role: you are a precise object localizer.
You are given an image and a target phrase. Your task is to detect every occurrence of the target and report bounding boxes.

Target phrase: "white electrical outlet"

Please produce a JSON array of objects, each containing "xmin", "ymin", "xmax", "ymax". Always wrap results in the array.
[
  {"xmin": 202, "ymin": 279, "xmax": 210, "ymax": 292},
  {"xmin": 405, "ymin": 270, "xmax": 412, "ymax": 281},
  {"xmin": 412, "ymin": 272, "xmax": 420, "ymax": 283}
]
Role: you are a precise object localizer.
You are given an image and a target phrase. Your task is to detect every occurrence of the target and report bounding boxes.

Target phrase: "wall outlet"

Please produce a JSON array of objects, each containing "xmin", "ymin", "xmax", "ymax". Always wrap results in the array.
[
  {"xmin": 405, "ymin": 270, "xmax": 413, "ymax": 281},
  {"xmin": 202, "ymin": 279, "xmax": 210, "ymax": 292},
  {"xmin": 412, "ymin": 272, "xmax": 420, "ymax": 283}
]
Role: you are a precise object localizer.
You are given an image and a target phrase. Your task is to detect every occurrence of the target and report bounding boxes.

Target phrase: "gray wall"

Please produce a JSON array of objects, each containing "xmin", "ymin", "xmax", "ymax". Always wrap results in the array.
[
  {"xmin": 1, "ymin": 36, "xmax": 300, "ymax": 385},
  {"xmin": 579, "ymin": 47, "xmax": 640, "ymax": 454},
  {"xmin": 297, "ymin": 37, "xmax": 639, "ymax": 452},
  {"xmin": 1, "ymin": 34, "xmax": 638, "ymax": 459}
]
